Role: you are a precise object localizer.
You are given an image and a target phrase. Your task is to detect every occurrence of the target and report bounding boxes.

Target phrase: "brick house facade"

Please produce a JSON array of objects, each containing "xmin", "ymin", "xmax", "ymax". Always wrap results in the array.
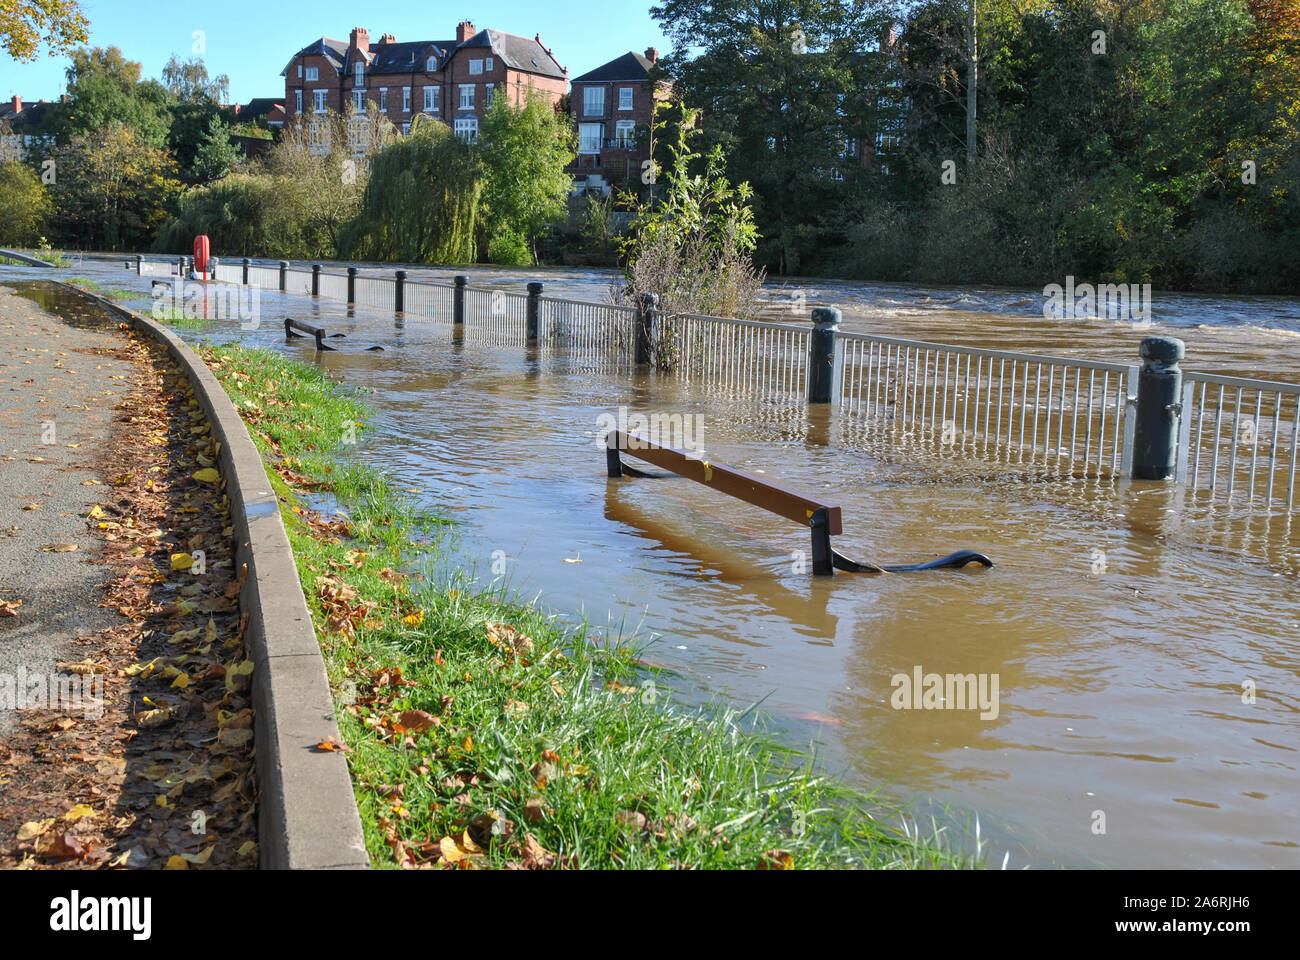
[
  {"xmin": 281, "ymin": 21, "xmax": 566, "ymax": 143},
  {"xmin": 566, "ymin": 49, "xmax": 670, "ymax": 198}
]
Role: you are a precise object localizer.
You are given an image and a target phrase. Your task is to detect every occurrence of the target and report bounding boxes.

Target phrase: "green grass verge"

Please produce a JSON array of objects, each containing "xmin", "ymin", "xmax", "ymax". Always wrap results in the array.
[
  {"xmin": 199, "ymin": 343, "xmax": 978, "ymax": 870},
  {"xmin": 65, "ymin": 276, "xmax": 140, "ymax": 300},
  {"xmin": 152, "ymin": 308, "xmax": 218, "ymax": 331}
]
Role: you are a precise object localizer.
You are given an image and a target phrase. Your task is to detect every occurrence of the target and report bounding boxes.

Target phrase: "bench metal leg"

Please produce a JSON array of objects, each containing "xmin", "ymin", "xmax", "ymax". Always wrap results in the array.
[{"xmin": 810, "ymin": 506, "xmax": 834, "ymax": 577}]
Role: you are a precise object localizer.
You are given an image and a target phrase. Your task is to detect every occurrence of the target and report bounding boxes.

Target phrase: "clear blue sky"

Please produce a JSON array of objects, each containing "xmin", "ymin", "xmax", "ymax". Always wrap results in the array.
[{"xmin": 1, "ymin": 0, "xmax": 674, "ymax": 105}]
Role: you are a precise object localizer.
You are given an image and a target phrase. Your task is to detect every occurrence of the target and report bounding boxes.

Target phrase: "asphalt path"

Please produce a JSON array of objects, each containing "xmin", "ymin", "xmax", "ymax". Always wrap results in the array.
[{"xmin": 0, "ymin": 285, "xmax": 135, "ymax": 734}]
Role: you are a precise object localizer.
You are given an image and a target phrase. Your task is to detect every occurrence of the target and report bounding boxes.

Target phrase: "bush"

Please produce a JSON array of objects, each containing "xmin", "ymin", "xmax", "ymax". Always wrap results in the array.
[
  {"xmin": 487, "ymin": 227, "xmax": 532, "ymax": 266},
  {"xmin": 0, "ymin": 162, "xmax": 51, "ymax": 246}
]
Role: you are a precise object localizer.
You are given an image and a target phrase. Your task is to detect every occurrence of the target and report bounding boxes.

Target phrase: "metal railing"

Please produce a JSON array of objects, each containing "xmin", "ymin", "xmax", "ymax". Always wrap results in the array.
[
  {"xmin": 838, "ymin": 333, "xmax": 1138, "ymax": 479},
  {"xmin": 539, "ymin": 296, "xmax": 635, "ymax": 364},
  {"xmin": 128, "ymin": 255, "xmax": 1300, "ymax": 512},
  {"xmin": 404, "ymin": 280, "xmax": 455, "ymax": 323},
  {"xmin": 660, "ymin": 312, "xmax": 808, "ymax": 401},
  {"xmin": 1180, "ymin": 372, "xmax": 1300, "ymax": 510}
]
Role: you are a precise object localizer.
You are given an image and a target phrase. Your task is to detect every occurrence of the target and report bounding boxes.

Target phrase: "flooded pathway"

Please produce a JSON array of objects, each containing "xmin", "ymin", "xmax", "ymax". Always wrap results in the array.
[{"xmin": 5, "ymin": 257, "xmax": 1298, "ymax": 868}]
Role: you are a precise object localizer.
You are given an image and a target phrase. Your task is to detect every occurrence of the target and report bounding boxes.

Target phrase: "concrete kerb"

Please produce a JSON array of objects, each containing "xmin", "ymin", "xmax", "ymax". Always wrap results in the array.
[{"xmin": 54, "ymin": 283, "xmax": 369, "ymax": 870}]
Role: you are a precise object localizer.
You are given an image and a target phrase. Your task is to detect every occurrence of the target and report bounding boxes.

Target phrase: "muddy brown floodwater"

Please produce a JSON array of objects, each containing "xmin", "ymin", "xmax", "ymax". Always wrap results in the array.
[{"xmin": 7, "ymin": 256, "xmax": 1298, "ymax": 868}]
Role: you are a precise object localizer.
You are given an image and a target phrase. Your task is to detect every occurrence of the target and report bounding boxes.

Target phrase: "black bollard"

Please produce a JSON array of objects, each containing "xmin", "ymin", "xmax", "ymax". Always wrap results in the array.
[
  {"xmin": 806, "ymin": 307, "xmax": 843, "ymax": 405},
  {"xmin": 526, "ymin": 281, "xmax": 543, "ymax": 341},
  {"xmin": 454, "ymin": 275, "xmax": 467, "ymax": 326},
  {"xmin": 635, "ymin": 292, "xmax": 659, "ymax": 365},
  {"xmin": 1132, "ymin": 336, "xmax": 1185, "ymax": 480}
]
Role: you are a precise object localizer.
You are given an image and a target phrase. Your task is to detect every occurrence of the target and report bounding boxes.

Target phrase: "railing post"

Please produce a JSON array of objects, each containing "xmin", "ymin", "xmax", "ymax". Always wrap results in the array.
[
  {"xmin": 395, "ymin": 270, "xmax": 406, "ymax": 313},
  {"xmin": 806, "ymin": 307, "xmax": 843, "ymax": 405},
  {"xmin": 135, "ymin": 255, "xmax": 142, "ymax": 276},
  {"xmin": 635, "ymin": 292, "xmax": 659, "ymax": 365},
  {"xmin": 279, "ymin": 260, "xmax": 288, "ymax": 292},
  {"xmin": 242, "ymin": 257, "xmax": 250, "ymax": 285},
  {"xmin": 311, "ymin": 264, "xmax": 321, "ymax": 297},
  {"xmin": 454, "ymin": 275, "xmax": 467, "ymax": 326},
  {"xmin": 1132, "ymin": 336, "xmax": 1185, "ymax": 480},
  {"xmin": 347, "ymin": 267, "xmax": 358, "ymax": 305},
  {"xmin": 526, "ymin": 281, "xmax": 543, "ymax": 341},
  {"xmin": 209, "ymin": 255, "xmax": 219, "ymax": 281}
]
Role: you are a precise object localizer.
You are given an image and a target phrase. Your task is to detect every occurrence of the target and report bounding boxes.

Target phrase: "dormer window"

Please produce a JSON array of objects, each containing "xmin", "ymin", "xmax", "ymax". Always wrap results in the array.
[
  {"xmin": 426, "ymin": 55, "xmax": 436, "ymax": 71},
  {"xmin": 355, "ymin": 62, "xmax": 364, "ymax": 84}
]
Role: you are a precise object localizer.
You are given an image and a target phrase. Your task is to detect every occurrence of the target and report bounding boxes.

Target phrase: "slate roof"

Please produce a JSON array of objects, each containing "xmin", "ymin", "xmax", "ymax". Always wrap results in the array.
[
  {"xmin": 455, "ymin": 29, "xmax": 566, "ymax": 80},
  {"xmin": 363, "ymin": 40, "xmax": 458, "ymax": 75},
  {"xmin": 283, "ymin": 28, "xmax": 566, "ymax": 81},
  {"xmin": 237, "ymin": 98, "xmax": 284, "ymax": 121},
  {"xmin": 281, "ymin": 38, "xmax": 349, "ymax": 77},
  {"xmin": 0, "ymin": 100, "xmax": 54, "ymax": 130},
  {"xmin": 571, "ymin": 52, "xmax": 654, "ymax": 84}
]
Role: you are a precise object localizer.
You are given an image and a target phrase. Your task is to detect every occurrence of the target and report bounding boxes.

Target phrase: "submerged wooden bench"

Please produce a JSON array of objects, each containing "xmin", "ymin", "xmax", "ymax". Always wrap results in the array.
[{"xmin": 605, "ymin": 430, "xmax": 992, "ymax": 576}]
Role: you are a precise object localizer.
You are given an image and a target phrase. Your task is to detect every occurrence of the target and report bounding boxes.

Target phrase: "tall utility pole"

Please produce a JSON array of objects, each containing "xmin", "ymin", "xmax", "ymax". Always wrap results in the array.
[{"xmin": 966, "ymin": 0, "xmax": 978, "ymax": 169}]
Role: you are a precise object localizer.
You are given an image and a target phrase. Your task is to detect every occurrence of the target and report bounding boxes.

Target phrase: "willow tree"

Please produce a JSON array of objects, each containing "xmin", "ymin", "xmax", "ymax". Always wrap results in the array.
[{"xmin": 341, "ymin": 117, "xmax": 484, "ymax": 264}]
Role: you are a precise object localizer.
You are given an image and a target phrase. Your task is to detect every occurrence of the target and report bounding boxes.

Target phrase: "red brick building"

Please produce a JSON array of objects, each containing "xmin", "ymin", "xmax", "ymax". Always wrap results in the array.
[
  {"xmin": 281, "ymin": 21, "xmax": 567, "ymax": 142},
  {"xmin": 567, "ymin": 48, "xmax": 670, "ymax": 198}
]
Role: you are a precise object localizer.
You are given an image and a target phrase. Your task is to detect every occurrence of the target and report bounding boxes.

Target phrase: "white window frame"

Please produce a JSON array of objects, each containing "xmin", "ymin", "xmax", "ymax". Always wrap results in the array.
[
  {"xmin": 297, "ymin": 64, "xmax": 303, "ymax": 79},
  {"xmin": 312, "ymin": 89, "xmax": 327, "ymax": 112},
  {"xmin": 424, "ymin": 86, "xmax": 439, "ymax": 112},
  {"xmin": 426, "ymin": 55, "xmax": 436, "ymax": 71},
  {"xmin": 469, "ymin": 59, "xmax": 483, "ymax": 75},
  {"xmin": 485, "ymin": 83, "xmax": 494, "ymax": 106},
  {"xmin": 379, "ymin": 88, "xmax": 387, "ymax": 111},
  {"xmin": 578, "ymin": 122, "xmax": 603, "ymax": 154},
  {"xmin": 305, "ymin": 66, "xmax": 318, "ymax": 82},
  {"xmin": 295, "ymin": 89, "xmax": 302, "ymax": 113},
  {"xmin": 352, "ymin": 90, "xmax": 364, "ymax": 113},
  {"xmin": 619, "ymin": 87, "xmax": 633, "ymax": 110},
  {"xmin": 355, "ymin": 62, "xmax": 364, "ymax": 85},
  {"xmin": 402, "ymin": 86, "xmax": 411, "ymax": 113},
  {"xmin": 583, "ymin": 86, "xmax": 604, "ymax": 116},
  {"xmin": 459, "ymin": 84, "xmax": 474, "ymax": 109},
  {"xmin": 454, "ymin": 117, "xmax": 478, "ymax": 142},
  {"xmin": 308, "ymin": 117, "xmax": 330, "ymax": 153},
  {"xmin": 402, "ymin": 122, "xmax": 411, "ymax": 135},
  {"xmin": 614, "ymin": 119, "xmax": 635, "ymax": 146},
  {"xmin": 485, "ymin": 56, "xmax": 494, "ymax": 72}
]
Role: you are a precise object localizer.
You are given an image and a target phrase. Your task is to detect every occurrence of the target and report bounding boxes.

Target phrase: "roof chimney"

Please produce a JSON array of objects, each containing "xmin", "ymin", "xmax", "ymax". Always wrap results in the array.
[
  {"xmin": 378, "ymin": 33, "xmax": 396, "ymax": 44},
  {"xmin": 350, "ymin": 26, "xmax": 370, "ymax": 52},
  {"xmin": 645, "ymin": 47, "xmax": 659, "ymax": 65},
  {"xmin": 10, "ymin": 95, "xmax": 21, "ymax": 115},
  {"xmin": 456, "ymin": 20, "xmax": 476, "ymax": 43}
]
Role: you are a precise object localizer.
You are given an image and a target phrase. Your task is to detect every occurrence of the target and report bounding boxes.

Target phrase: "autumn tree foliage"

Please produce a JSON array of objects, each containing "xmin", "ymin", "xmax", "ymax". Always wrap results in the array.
[{"xmin": 0, "ymin": 0, "xmax": 89, "ymax": 61}]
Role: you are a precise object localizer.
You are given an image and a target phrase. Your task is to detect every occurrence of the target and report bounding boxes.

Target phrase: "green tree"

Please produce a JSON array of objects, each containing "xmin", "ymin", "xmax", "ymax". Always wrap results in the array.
[
  {"xmin": 267, "ymin": 108, "xmax": 392, "ymax": 257},
  {"xmin": 47, "ymin": 46, "xmax": 172, "ymax": 148},
  {"xmin": 0, "ymin": 161, "xmax": 52, "ymax": 245},
  {"xmin": 619, "ymin": 105, "xmax": 764, "ymax": 326},
  {"xmin": 48, "ymin": 123, "xmax": 180, "ymax": 249},
  {"xmin": 477, "ymin": 92, "xmax": 575, "ymax": 263},
  {"xmin": 161, "ymin": 54, "xmax": 230, "ymax": 104},
  {"xmin": 1, "ymin": 0, "xmax": 89, "ymax": 61},
  {"xmin": 651, "ymin": 0, "xmax": 892, "ymax": 274},
  {"xmin": 341, "ymin": 115, "xmax": 483, "ymax": 263}
]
